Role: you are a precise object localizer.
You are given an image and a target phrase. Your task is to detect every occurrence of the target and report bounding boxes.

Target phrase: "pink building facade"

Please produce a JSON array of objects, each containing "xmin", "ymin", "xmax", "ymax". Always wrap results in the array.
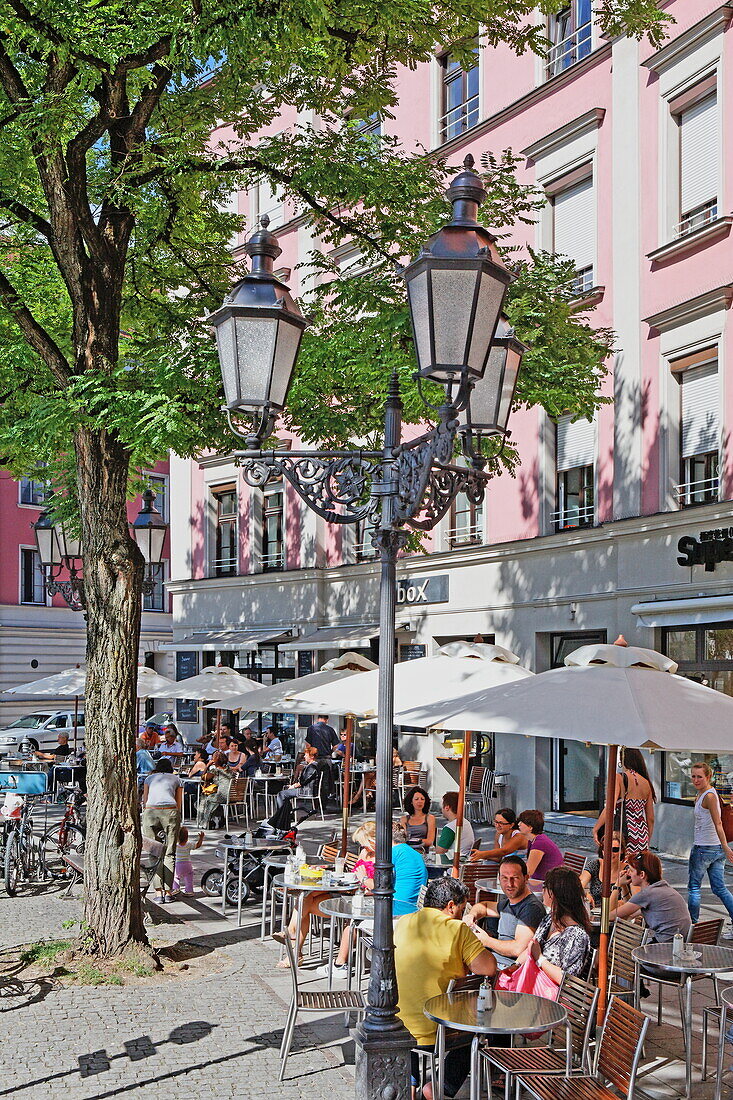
[
  {"xmin": 169, "ymin": 1, "xmax": 733, "ymax": 854},
  {"xmin": 0, "ymin": 466, "xmax": 173, "ymax": 726}
]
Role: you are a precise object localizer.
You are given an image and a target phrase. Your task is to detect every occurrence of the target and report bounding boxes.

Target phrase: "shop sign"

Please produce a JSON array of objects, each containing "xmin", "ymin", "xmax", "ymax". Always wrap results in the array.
[
  {"xmin": 677, "ymin": 528, "xmax": 733, "ymax": 572},
  {"xmin": 396, "ymin": 574, "xmax": 449, "ymax": 605},
  {"xmin": 400, "ymin": 644, "xmax": 427, "ymax": 661}
]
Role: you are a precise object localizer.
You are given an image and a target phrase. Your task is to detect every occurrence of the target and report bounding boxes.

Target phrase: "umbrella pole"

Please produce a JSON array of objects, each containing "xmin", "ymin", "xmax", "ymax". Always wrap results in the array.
[
  {"xmin": 340, "ymin": 717, "xmax": 353, "ymax": 858},
  {"xmin": 452, "ymin": 731, "xmax": 472, "ymax": 878},
  {"xmin": 597, "ymin": 743, "xmax": 618, "ymax": 1024},
  {"xmin": 73, "ymin": 695, "xmax": 79, "ymax": 755}
]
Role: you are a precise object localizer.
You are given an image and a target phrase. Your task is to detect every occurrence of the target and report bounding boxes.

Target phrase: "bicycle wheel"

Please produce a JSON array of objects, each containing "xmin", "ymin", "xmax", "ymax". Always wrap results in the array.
[
  {"xmin": 4, "ymin": 831, "xmax": 20, "ymax": 896},
  {"xmin": 39, "ymin": 824, "xmax": 85, "ymax": 880}
]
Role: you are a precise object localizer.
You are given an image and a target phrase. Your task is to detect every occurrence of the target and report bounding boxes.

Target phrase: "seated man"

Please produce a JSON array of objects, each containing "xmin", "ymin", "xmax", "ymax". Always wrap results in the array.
[
  {"xmin": 35, "ymin": 731, "xmax": 74, "ymax": 762},
  {"xmin": 136, "ymin": 737, "xmax": 156, "ymax": 776},
  {"xmin": 435, "ymin": 791, "xmax": 475, "ymax": 865},
  {"xmin": 262, "ymin": 728, "xmax": 283, "ymax": 761},
  {"xmin": 463, "ymin": 853, "xmax": 546, "ymax": 969},
  {"xmin": 395, "ymin": 876, "xmax": 496, "ymax": 1100},
  {"xmin": 140, "ymin": 722, "xmax": 161, "ymax": 751},
  {"xmin": 158, "ymin": 725, "xmax": 185, "ymax": 759}
]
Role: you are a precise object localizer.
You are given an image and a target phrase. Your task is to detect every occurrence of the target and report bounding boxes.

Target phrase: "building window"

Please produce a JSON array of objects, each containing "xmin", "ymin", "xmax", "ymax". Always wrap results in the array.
[
  {"xmin": 673, "ymin": 81, "xmax": 718, "ymax": 239},
  {"xmin": 20, "ymin": 548, "xmax": 46, "ymax": 605},
  {"xmin": 143, "ymin": 562, "xmax": 167, "ymax": 612},
  {"xmin": 551, "ymin": 171, "xmax": 595, "ymax": 295},
  {"xmin": 547, "ymin": 1, "xmax": 592, "ymax": 78},
  {"xmin": 211, "ymin": 484, "xmax": 238, "ymax": 576},
  {"xmin": 672, "ymin": 347, "xmax": 720, "ymax": 507},
  {"xmin": 350, "ymin": 112, "xmax": 381, "ymax": 140},
  {"xmin": 19, "ymin": 475, "xmax": 50, "ymax": 506},
  {"xmin": 146, "ymin": 474, "xmax": 168, "ymax": 522},
  {"xmin": 262, "ymin": 481, "xmax": 284, "ymax": 572},
  {"xmin": 439, "ymin": 42, "xmax": 479, "ymax": 144},
  {"xmin": 353, "ymin": 514, "xmax": 378, "ymax": 562},
  {"xmin": 449, "ymin": 491, "xmax": 484, "ymax": 547},
  {"xmin": 553, "ymin": 414, "xmax": 595, "ymax": 530},
  {"xmin": 661, "ymin": 625, "xmax": 733, "ymax": 803},
  {"xmin": 257, "ymin": 174, "xmax": 284, "ymax": 229}
]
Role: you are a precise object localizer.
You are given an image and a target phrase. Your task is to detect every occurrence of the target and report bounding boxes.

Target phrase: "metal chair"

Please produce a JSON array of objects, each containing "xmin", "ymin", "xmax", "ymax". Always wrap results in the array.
[
  {"xmin": 515, "ymin": 996, "xmax": 650, "ymax": 1100},
  {"xmin": 294, "ymin": 769, "xmax": 326, "ymax": 821},
  {"xmin": 562, "ymin": 851, "xmax": 587, "ymax": 877},
  {"xmin": 465, "ymin": 766, "xmax": 495, "ymax": 823},
  {"xmin": 279, "ymin": 933, "xmax": 365, "ymax": 1081},
  {"xmin": 481, "ymin": 973, "xmax": 599, "ymax": 1100}
]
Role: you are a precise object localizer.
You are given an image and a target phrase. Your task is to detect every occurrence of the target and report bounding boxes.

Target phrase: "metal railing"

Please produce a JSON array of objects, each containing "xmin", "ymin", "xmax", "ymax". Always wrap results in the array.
[
  {"xmin": 569, "ymin": 266, "xmax": 594, "ymax": 297},
  {"xmin": 448, "ymin": 524, "xmax": 484, "ymax": 547},
  {"xmin": 676, "ymin": 474, "xmax": 720, "ymax": 507},
  {"xmin": 262, "ymin": 551, "xmax": 284, "ymax": 571},
  {"xmin": 552, "ymin": 504, "xmax": 594, "ymax": 531},
  {"xmin": 209, "ymin": 556, "xmax": 238, "ymax": 577},
  {"xmin": 546, "ymin": 23, "xmax": 592, "ymax": 78},
  {"xmin": 676, "ymin": 201, "xmax": 718, "ymax": 239},
  {"xmin": 439, "ymin": 92, "xmax": 479, "ymax": 143},
  {"xmin": 354, "ymin": 539, "xmax": 378, "ymax": 561}
]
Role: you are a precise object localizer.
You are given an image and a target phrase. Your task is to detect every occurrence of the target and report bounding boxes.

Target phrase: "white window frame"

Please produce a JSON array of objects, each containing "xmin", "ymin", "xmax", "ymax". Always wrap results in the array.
[
  {"xmin": 18, "ymin": 474, "xmax": 50, "ymax": 508},
  {"xmin": 144, "ymin": 471, "xmax": 169, "ymax": 523},
  {"xmin": 545, "ymin": 0, "xmax": 594, "ymax": 82},
  {"xmin": 208, "ymin": 480, "xmax": 239, "ymax": 578},
  {"xmin": 431, "ymin": 40, "xmax": 482, "ymax": 149},
  {"xmin": 18, "ymin": 545, "xmax": 49, "ymax": 606}
]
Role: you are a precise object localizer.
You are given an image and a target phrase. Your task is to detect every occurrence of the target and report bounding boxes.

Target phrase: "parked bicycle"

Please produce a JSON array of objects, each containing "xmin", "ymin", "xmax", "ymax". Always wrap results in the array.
[
  {"xmin": 3, "ymin": 793, "xmax": 40, "ymax": 896},
  {"xmin": 39, "ymin": 785, "xmax": 85, "ymax": 880}
]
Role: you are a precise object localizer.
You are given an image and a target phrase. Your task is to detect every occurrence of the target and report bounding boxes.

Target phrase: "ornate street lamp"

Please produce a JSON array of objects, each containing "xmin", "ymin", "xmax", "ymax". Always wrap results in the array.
[
  {"xmin": 33, "ymin": 490, "xmax": 168, "ymax": 613},
  {"xmin": 210, "ymin": 155, "xmax": 523, "ymax": 1100}
]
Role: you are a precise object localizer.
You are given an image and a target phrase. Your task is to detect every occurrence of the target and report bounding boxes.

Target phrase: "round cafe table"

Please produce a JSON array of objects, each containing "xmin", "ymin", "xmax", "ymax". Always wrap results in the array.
[
  {"xmin": 272, "ymin": 872, "xmax": 356, "ymax": 964},
  {"xmin": 219, "ymin": 838, "xmax": 291, "ymax": 926},
  {"xmin": 714, "ymin": 986, "xmax": 733, "ymax": 1100},
  {"xmin": 424, "ymin": 989, "xmax": 567, "ymax": 1100},
  {"xmin": 317, "ymin": 895, "xmax": 417, "ymax": 990},
  {"xmin": 633, "ymin": 942, "xmax": 733, "ymax": 1099}
]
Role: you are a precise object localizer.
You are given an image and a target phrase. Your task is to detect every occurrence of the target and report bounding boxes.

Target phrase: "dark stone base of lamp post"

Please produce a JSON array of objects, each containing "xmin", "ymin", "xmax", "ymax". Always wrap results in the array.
[{"xmin": 353, "ymin": 1019, "xmax": 414, "ymax": 1100}]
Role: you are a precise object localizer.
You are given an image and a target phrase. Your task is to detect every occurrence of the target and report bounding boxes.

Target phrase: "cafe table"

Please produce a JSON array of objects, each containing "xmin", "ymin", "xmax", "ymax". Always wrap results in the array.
[
  {"xmin": 424, "ymin": 989, "xmax": 567, "ymax": 1100},
  {"xmin": 317, "ymin": 895, "xmax": 417, "ymax": 989},
  {"xmin": 714, "ymin": 985, "xmax": 733, "ymax": 1100},
  {"xmin": 633, "ymin": 942, "xmax": 733, "ymax": 1099},
  {"xmin": 249, "ymin": 770, "xmax": 291, "ymax": 817},
  {"xmin": 271, "ymin": 872, "xmax": 356, "ymax": 965},
  {"xmin": 219, "ymin": 838, "xmax": 291, "ymax": 926}
]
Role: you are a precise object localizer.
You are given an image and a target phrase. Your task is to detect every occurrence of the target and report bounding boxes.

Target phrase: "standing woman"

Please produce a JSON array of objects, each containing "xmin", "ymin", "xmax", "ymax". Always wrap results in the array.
[
  {"xmin": 142, "ymin": 758, "xmax": 183, "ymax": 904},
  {"xmin": 688, "ymin": 761, "xmax": 733, "ymax": 923},
  {"xmin": 400, "ymin": 786, "xmax": 437, "ymax": 852},
  {"xmin": 593, "ymin": 747, "xmax": 656, "ymax": 855}
]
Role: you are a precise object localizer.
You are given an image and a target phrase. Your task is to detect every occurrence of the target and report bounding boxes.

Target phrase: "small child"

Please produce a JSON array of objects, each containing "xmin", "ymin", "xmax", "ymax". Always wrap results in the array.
[{"xmin": 172, "ymin": 826, "xmax": 204, "ymax": 896}]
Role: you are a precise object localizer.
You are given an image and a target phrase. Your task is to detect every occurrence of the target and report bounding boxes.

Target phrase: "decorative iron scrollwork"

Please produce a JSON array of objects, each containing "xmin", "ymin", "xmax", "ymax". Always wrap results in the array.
[{"xmin": 236, "ymin": 451, "xmax": 382, "ymax": 525}]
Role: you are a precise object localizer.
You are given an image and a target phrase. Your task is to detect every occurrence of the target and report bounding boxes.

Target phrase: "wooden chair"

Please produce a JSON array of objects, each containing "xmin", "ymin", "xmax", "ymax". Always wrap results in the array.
[
  {"xmin": 608, "ymin": 917, "xmax": 648, "ymax": 1001},
  {"xmin": 465, "ymin": 766, "xmax": 495, "ymax": 822},
  {"xmin": 223, "ymin": 777, "xmax": 249, "ymax": 831},
  {"xmin": 562, "ymin": 851, "xmax": 587, "ymax": 877},
  {"xmin": 515, "ymin": 996, "xmax": 650, "ymax": 1100},
  {"xmin": 279, "ymin": 934, "xmax": 365, "ymax": 1081},
  {"xmin": 460, "ymin": 860, "xmax": 499, "ymax": 905},
  {"xmin": 481, "ymin": 973, "xmax": 599, "ymax": 1100}
]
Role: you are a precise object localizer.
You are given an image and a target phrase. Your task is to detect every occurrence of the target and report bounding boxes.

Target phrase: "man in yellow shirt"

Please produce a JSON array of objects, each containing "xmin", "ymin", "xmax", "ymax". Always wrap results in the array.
[{"xmin": 394, "ymin": 877, "xmax": 496, "ymax": 1100}]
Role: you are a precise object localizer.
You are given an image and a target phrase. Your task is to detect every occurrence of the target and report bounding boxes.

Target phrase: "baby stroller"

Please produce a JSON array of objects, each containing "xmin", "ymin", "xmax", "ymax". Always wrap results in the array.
[
  {"xmin": 200, "ymin": 831, "xmax": 296, "ymax": 906},
  {"xmin": 140, "ymin": 834, "xmax": 166, "ymax": 906}
]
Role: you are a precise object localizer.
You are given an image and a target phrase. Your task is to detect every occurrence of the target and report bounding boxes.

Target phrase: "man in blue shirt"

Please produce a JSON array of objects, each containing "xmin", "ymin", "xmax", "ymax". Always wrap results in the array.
[{"xmin": 392, "ymin": 822, "xmax": 428, "ymax": 905}]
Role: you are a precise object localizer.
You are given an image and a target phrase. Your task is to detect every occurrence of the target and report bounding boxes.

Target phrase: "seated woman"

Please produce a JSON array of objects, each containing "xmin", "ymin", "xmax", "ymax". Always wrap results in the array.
[
  {"xmin": 516, "ymin": 809, "xmax": 563, "ymax": 890},
  {"xmin": 269, "ymin": 745, "xmax": 320, "ymax": 827},
  {"xmin": 469, "ymin": 807, "xmax": 527, "ymax": 863},
  {"xmin": 195, "ymin": 751, "xmax": 231, "ymax": 829},
  {"xmin": 349, "ymin": 747, "xmax": 403, "ymax": 808},
  {"xmin": 400, "ymin": 785, "xmax": 437, "ymax": 852},
  {"xmin": 580, "ymin": 829, "xmax": 626, "ymax": 911},
  {"xmin": 609, "ymin": 850, "xmax": 691, "ymax": 942},
  {"xmin": 511, "ymin": 866, "xmax": 591, "ymax": 990},
  {"xmin": 182, "ymin": 747, "xmax": 208, "ymax": 803},
  {"xmin": 224, "ymin": 737, "xmax": 248, "ymax": 774}
]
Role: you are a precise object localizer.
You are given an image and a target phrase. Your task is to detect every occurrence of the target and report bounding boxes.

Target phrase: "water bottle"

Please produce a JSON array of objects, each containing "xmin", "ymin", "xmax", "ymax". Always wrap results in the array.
[
  {"xmin": 295, "ymin": 842, "xmax": 306, "ymax": 867},
  {"xmin": 334, "ymin": 856, "xmax": 345, "ymax": 878},
  {"xmin": 477, "ymin": 979, "xmax": 493, "ymax": 1013},
  {"xmin": 672, "ymin": 933, "xmax": 684, "ymax": 960},
  {"xmin": 244, "ymin": 830, "xmax": 253, "ymax": 848},
  {"xmin": 353, "ymin": 889, "xmax": 364, "ymax": 916}
]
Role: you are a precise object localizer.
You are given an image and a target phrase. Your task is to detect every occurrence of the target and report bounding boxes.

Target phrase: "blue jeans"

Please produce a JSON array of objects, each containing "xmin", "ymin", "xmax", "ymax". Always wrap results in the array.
[{"xmin": 688, "ymin": 844, "xmax": 733, "ymax": 923}]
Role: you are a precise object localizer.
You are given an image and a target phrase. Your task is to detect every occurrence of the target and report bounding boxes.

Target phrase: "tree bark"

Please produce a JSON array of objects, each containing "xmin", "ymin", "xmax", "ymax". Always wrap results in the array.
[{"xmin": 75, "ymin": 425, "xmax": 148, "ymax": 954}]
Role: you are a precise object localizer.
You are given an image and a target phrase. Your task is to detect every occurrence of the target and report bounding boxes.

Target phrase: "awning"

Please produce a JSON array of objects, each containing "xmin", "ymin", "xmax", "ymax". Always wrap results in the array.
[
  {"xmin": 278, "ymin": 621, "xmax": 411, "ymax": 652},
  {"xmin": 631, "ymin": 595, "xmax": 733, "ymax": 628},
  {"xmin": 159, "ymin": 629, "xmax": 292, "ymax": 652}
]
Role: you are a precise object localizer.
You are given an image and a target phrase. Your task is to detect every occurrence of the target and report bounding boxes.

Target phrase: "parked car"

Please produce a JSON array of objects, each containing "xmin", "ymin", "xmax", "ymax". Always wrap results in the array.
[{"xmin": 0, "ymin": 711, "xmax": 85, "ymax": 755}]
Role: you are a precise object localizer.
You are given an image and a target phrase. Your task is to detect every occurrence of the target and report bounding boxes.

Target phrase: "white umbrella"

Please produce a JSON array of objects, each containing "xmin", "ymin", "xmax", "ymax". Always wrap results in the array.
[
  {"xmin": 171, "ymin": 665, "xmax": 261, "ymax": 701},
  {"xmin": 4, "ymin": 665, "xmax": 178, "ymax": 700},
  {"xmin": 135, "ymin": 667, "xmax": 179, "ymax": 699},
  {"xmin": 204, "ymin": 652, "xmax": 377, "ymax": 714},
  {"xmin": 289, "ymin": 641, "xmax": 533, "ymax": 719}
]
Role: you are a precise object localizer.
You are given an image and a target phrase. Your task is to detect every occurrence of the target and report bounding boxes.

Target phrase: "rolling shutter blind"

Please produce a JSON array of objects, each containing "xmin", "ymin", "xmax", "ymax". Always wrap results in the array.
[
  {"xmin": 556, "ymin": 414, "xmax": 596, "ymax": 471},
  {"xmin": 553, "ymin": 175, "xmax": 595, "ymax": 273},
  {"xmin": 680, "ymin": 92, "xmax": 717, "ymax": 216},
  {"xmin": 681, "ymin": 361, "xmax": 719, "ymax": 458}
]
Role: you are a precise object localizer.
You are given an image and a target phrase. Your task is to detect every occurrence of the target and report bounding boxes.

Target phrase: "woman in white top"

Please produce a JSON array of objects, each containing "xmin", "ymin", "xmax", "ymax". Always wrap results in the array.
[
  {"xmin": 688, "ymin": 761, "xmax": 733, "ymax": 923},
  {"xmin": 142, "ymin": 758, "xmax": 183, "ymax": 904},
  {"xmin": 469, "ymin": 807, "xmax": 527, "ymax": 863}
]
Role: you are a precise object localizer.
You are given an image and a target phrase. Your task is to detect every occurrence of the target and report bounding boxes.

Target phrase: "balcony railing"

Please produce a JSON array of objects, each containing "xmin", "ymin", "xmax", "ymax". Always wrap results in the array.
[
  {"xmin": 354, "ymin": 540, "xmax": 378, "ymax": 562},
  {"xmin": 209, "ymin": 556, "xmax": 237, "ymax": 577},
  {"xmin": 676, "ymin": 474, "xmax": 720, "ymax": 508},
  {"xmin": 569, "ymin": 266, "xmax": 594, "ymax": 297},
  {"xmin": 677, "ymin": 200, "xmax": 718, "ymax": 239},
  {"xmin": 552, "ymin": 504, "xmax": 595, "ymax": 531},
  {"xmin": 439, "ymin": 92, "xmax": 479, "ymax": 144},
  {"xmin": 262, "ymin": 551, "xmax": 285, "ymax": 572},
  {"xmin": 546, "ymin": 23, "xmax": 592, "ymax": 79},
  {"xmin": 448, "ymin": 524, "xmax": 484, "ymax": 547}
]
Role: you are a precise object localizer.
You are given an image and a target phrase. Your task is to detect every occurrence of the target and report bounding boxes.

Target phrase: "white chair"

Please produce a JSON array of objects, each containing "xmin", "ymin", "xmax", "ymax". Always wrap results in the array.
[{"xmin": 294, "ymin": 769, "xmax": 325, "ymax": 821}]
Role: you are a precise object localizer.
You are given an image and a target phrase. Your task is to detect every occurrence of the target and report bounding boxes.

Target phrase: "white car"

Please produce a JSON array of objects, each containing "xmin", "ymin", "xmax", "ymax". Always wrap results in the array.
[{"xmin": 0, "ymin": 711, "xmax": 85, "ymax": 755}]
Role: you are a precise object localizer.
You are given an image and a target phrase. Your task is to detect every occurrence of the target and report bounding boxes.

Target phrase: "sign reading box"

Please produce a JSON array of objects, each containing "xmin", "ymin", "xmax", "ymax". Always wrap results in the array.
[{"xmin": 396, "ymin": 574, "xmax": 449, "ymax": 606}]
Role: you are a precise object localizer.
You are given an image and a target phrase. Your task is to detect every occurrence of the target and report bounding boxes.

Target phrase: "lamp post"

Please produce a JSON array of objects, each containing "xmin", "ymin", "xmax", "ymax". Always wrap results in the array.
[
  {"xmin": 209, "ymin": 155, "xmax": 525, "ymax": 1099},
  {"xmin": 33, "ymin": 489, "xmax": 168, "ymax": 612}
]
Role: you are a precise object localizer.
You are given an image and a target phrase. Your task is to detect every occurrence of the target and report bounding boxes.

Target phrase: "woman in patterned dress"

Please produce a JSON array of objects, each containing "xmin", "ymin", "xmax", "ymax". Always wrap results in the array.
[{"xmin": 593, "ymin": 747, "xmax": 656, "ymax": 855}]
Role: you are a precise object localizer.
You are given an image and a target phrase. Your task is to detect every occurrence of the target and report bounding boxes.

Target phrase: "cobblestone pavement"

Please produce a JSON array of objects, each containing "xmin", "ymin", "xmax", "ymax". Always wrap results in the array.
[{"xmin": 1, "ymin": 814, "xmax": 732, "ymax": 1099}]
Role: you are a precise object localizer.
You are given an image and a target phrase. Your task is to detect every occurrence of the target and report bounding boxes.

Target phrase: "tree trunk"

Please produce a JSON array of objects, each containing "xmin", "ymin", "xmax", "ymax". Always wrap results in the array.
[{"xmin": 75, "ymin": 425, "xmax": 148, "ymax": 954}]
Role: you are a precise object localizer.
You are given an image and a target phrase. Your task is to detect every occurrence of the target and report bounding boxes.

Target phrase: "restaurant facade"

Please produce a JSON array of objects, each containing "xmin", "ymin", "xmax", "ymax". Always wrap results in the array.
[{"xmin": 165, "ymin": 1, "xmax": 733, "ymax": 858}]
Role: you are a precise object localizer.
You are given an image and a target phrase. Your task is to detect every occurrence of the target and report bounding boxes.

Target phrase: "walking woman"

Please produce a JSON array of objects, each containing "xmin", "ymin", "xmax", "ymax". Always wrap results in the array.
[
  {"xmin": 688, "ymin": 761, "xmax": 733, "ymax": 924},
  {"xmin": 142, "ymin": 758, "xmax": 183, "ymax": 904},
  {"xmin": 593, "ymin": 747, "xmax": 656, "ymax": 855}
]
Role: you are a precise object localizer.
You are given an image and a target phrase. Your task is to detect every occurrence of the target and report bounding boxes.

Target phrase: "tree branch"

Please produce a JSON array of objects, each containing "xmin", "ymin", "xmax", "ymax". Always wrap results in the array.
[
  {"xmin": 0, "ymin": 37, "xmax": 31, "ymax": 103},
  {"xmin": 114, "ymin": 36, "xmax": 173, "ymax": 76},
  {"xmin": 0, "ymin": 267, "xmax": 71, "ymax": 384},
  {"xmin": 4, "ymin": 0, "xmax": 110, "ymax": 71},
  {"xmin": 0, "ymin": 193, "xmax": 53, "ymax": 238}
]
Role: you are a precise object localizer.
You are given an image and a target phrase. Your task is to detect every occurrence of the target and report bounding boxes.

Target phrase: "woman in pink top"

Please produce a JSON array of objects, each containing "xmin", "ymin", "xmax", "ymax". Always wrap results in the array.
[
  {"xmin": 316, "ymin": 820, "xmax": 376, "ymax": 978},
  {"xmin": 517, "ymin": 809, "xmax": 563, "ymax": 890}
]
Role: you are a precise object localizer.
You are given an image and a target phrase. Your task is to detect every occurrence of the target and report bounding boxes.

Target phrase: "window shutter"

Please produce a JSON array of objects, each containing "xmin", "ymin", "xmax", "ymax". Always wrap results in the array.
[
  {"xmin": 680, "ymin": 362, "xmax": 719, "ymax": 458},
  {"xmin": 553, "ymin": 175, "xmax": 594, "ymax": 273},
  {"xmin": 556, "ymin": 414, "xmax": 596, "ymax": 471},
  {"xmin": 680, "ymin": 92, "xmax": 717, "ymax": 216}
]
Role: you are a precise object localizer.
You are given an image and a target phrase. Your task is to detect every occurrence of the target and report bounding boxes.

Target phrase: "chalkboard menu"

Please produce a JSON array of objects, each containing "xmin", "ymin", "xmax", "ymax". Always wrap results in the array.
[
  {"xmin": 175, "ymin": 651, "xmax": 198, "ymax": 723},
  {"xmin": 297, "ymin": 649, "xmax": 315, "ymax": 727}
]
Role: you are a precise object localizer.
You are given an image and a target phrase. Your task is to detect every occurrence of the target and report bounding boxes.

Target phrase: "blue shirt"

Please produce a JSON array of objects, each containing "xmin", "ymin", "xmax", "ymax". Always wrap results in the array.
[
  {"xmin": 392, "ymin": 843, "xmax": 428, "ymax": 905},
  {"xmin": 136, "ymin": 749, "xmax": 156, "ymax": 775}
]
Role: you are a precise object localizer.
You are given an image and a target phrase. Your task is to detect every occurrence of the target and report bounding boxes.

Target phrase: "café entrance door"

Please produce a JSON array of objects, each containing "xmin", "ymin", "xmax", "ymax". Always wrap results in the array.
[{"xmin": 550, "ymin": 630, "xmax": 606, "ymax": 812}]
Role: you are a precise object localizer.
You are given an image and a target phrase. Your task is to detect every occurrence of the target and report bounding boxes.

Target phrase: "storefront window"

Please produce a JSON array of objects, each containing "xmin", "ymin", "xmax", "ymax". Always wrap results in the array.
[{"xmin": 661, "ymin": 624, "xmax": 733, "ymax": 803}]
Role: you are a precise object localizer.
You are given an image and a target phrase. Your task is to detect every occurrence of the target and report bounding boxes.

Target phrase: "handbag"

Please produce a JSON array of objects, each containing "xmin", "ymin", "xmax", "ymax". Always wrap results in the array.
[
  {"xmin": 495, "ymin": 954, "xmax": 560, "ymax": 1000},
  {"xmin": 718, "ymin": 794, "xmax": 733, "ymax": 841},
  {"xmin": 201, "ymin": 783, "xmax": 218, "ymax": 795}
]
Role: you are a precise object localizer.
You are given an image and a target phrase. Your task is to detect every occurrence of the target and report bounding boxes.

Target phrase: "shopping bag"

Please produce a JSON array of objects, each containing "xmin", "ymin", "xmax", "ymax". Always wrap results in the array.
[{"xmin": 495, "ymin": 954, "xmax": 560, "ymax": 1000}]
